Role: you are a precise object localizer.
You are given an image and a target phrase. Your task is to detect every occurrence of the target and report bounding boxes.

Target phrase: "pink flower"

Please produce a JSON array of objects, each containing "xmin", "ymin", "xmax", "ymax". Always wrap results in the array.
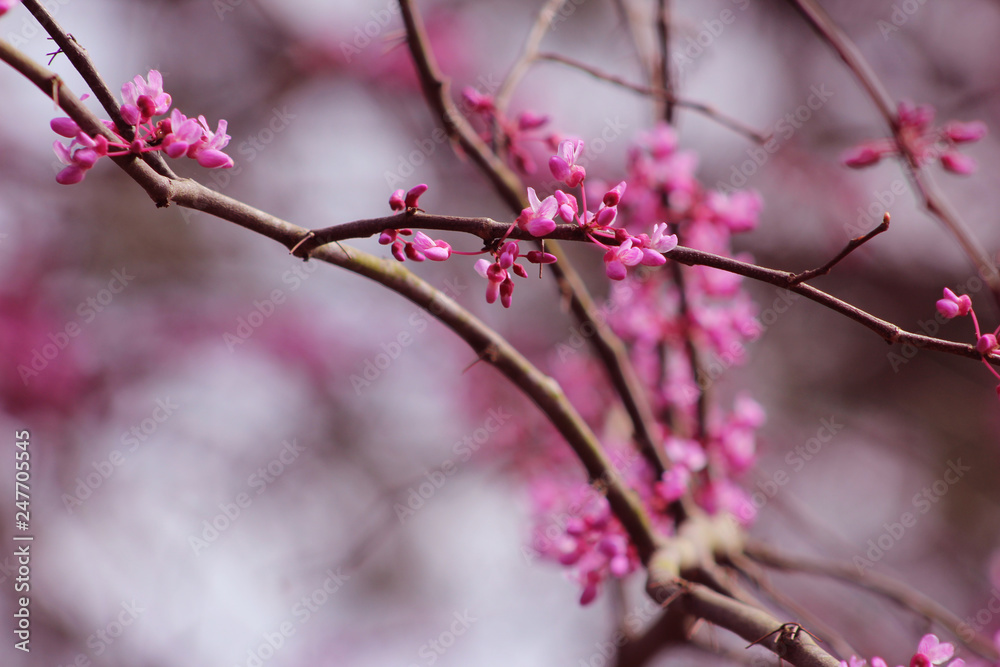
[
  {"xmin": 707, "ymin": 190, "xmax": 763, "ymax": 233},
  {"xmin": 843, "ymin": 101, "xmax": 986, "ymax": 176},
  {"xmin": 120, "ymin": 70, "xmax": 172, "ymax": 126},
  {"xmin": 190, "ymin": 116, "xmax": 234, "ymax": 168},
  {"xmin": 389, "ymin": 189, "xmax": 406, "ymax": 211},
  {"xmin": 516, "ymin": 187, "xmax": 558, "ymax": 236},
  {"xmin": 649, "ymin": 223, "xmax": 679, "ymax": 253},
  {"xmin": 842, "ymin": 144, "xmax": 884, "ymax": 168},
  {"xmin": 404, "ymin": 183, "xmax": 429, "ymax": 209},
  {"xmin": 475, "ymin": 259, "xmax": 507, "ymax": 305},
  {"xmin": 655, "ymin": 466, "xmax": 690, "ymax": 502},
  {"xmin": 160, "ymin": 109, "xmax": 204, "ymax": 159},
  {"xmin": 53, "ymin": 133, "xmax": 109, "ymax": 185},
  {"xmin": 977, "ymin": 333, "xmax": 998, "ymax": 355},
  {"xmin": 406, "ymin": 231, "xmax": 451, "ymax": 262},
  {"xmin": 909, "ymin": 634, "xmax": 954, "ymax": 667},
  {"xmin": 0, "ymin": 0, "xmax": 21, "ymax": 17},
  {"xmin": 603, "ymin": 239, "xmax": 644, "ymax": 281},
  {"xmin": 549, "ymin": 139, "xmax": 586, "ymax": 187},
  {"xmin": 936, "ymin": 287, "xmax": 971, "ymax": 319}
]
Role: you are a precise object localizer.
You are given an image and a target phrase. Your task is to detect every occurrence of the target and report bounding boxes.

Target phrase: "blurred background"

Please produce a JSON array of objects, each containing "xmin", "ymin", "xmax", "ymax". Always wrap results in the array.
[{"xmin": 1, "ymin": 0, "xmax": 1000, "ymax": 665}]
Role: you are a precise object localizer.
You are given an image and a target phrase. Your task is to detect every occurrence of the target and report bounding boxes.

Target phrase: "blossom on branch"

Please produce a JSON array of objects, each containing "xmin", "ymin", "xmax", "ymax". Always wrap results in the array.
[
  {"xmin": 842, "ymin": 100, "xmax": 987, "ymax": 175},
  {"xmin": 50, "ymin": 70, "xmax": 234, "ymax": 184}
]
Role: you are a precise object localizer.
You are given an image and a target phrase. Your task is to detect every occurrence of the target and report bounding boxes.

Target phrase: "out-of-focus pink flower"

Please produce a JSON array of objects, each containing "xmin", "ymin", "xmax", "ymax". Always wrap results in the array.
[
  {"xmin": 843, "ymin": 100, "xmax": 986, "ymax": 176},
  {"xmin": 0, "ymin": 0, "xmax": 21, "ymax": 17},
  {"xmin": 909, "ymin": 634, "xmax": 954, "ymax": 667}
]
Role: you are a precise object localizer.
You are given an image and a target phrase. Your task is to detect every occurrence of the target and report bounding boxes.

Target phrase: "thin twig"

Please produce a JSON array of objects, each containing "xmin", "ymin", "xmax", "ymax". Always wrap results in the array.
[
  {"xmin": 20, "ymin": 0, "xmax": 178, "ymax": 180},
  {"xmin": 744, "ymin": 541, "xmax": 1000, "ymax": 660},
  {"xmin": 789, "ymin": 213, "xmax": 891, "ymax": 285},
  {"xmin": 730, "ymin": 553, "xmax": 858, "ymax": 659},
  {"xmin": 785, "ymin": 0, "xmax": 1000, "ymax": 310},
  {"xmin": 494, "ymin": 0, "xmax": 567, "ymax": 115},
  {"xmin": 536, "ymin": 52, "xmax": 768, "ymax": 143}
]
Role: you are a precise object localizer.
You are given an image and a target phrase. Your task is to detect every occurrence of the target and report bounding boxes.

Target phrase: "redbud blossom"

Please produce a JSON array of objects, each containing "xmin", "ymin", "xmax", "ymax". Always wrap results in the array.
[
  {"xmin": 977, "ymin": 334, "xmax": 998, "ymax": 355},
  {"xmin": 935, "ymin": 287, "xmax": 971, "ymax": 319},
  {"xmin": 0, "ymin": 0, "xmax": 21, "ymax": 16},
  {"xmin": 549, "ymin": 139, "xmax": 586, "ymax": 187},
  {"xmin": 843, "ymin": 100, "xmax": 986, "ymax": 175},
  {"xmin": 404, "ymin": 183, "xmax": 429, "ymax": 209},
  {"xmin": 516, "ymin": 187, "xmax": 558, "ymax": 236},
  {"xmin": 120, "ymin": 70, "xmax": 172, "ymax": 126},
  {"xmin": 389, "ymin": 190, "xmax": 406, "ymax": 211},
  {"xmin": 50, "ymin": 117, "xmax": 81, "ymax": 138}
]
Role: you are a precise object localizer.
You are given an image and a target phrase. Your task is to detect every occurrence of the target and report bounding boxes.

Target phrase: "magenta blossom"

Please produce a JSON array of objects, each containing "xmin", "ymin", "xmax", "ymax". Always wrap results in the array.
[
  {"xmin": 53, "ymin": 133, "xmax": 109, "ymax": 185},
  {"xmin": 935, "ymin": 287, "xmax": 972, "ymax": 319},
  {"xmin": 843, "ymin": 101, "xmax": 986, "ymax": 175},
  {"xmin": 516, "ymin": 187, "xmax": 558, "ymax": 237},
  {"xmin": 0, "ymin": 0, "xmax": 21, "ymax": 16},
  {"xmin": 120, "ymin": 70, "xmax": 172, "ymax": 126},
  {"xmin": 549, "ymin": 138, "xmax": 586, "ymax": 187}
]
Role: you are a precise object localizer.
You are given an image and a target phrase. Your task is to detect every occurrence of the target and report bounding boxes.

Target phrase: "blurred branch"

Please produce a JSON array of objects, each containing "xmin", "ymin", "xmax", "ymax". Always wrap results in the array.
[
  {"xmin": 536, "ymin": 52, "xmax": 768, "ymax": 143},
  {"xmin": 729, "ymin": 553, "xmax": 858, "ymax": 659},
  {"xmin": 785, "ymin": 0, "xmax": 1000, "ymax": 310},
  {"xmin": 655, "ymin": 0, "xmax": 675, "ymax": 123},
  {"xmin": 494, "ymin": 0, "xmax": 567, "ymax": 115},
  {"xmin": 744, "ymin": 541, "xmax": 1000, "ymax": 661}
]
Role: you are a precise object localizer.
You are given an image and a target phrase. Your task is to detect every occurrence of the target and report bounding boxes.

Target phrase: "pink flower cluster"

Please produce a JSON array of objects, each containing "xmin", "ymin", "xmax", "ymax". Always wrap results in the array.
[
  {"xmin": 935, "ymin": 287, "xmax": 1000, "ymax": 397},
  {"xmin": 519, "ymin": 124, "xmax": 767, "ymax": 603},
  {"xmin": 50, "ymin": 70, "xmax": 234, "ymax": 185},
  {"xmin": 840, "ymin": 634, "xmax": 964, "ymax": 667},
  {"xmin": 843, "ymin": 101, "xmax": 987, "ymax": 175},
  {"xmin": 461, "ymin": 87, "xmax": 551, "ymax": 174},
  {"xmin": 380, "ymin": 185, "xmax": 453, "ymax": 262}
]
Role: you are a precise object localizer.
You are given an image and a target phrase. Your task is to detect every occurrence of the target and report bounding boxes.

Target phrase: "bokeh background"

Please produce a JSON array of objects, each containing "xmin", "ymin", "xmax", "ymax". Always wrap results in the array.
[{"xmin": 1, "ymin": 0, "xmax": 999, "ymax": 665}]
